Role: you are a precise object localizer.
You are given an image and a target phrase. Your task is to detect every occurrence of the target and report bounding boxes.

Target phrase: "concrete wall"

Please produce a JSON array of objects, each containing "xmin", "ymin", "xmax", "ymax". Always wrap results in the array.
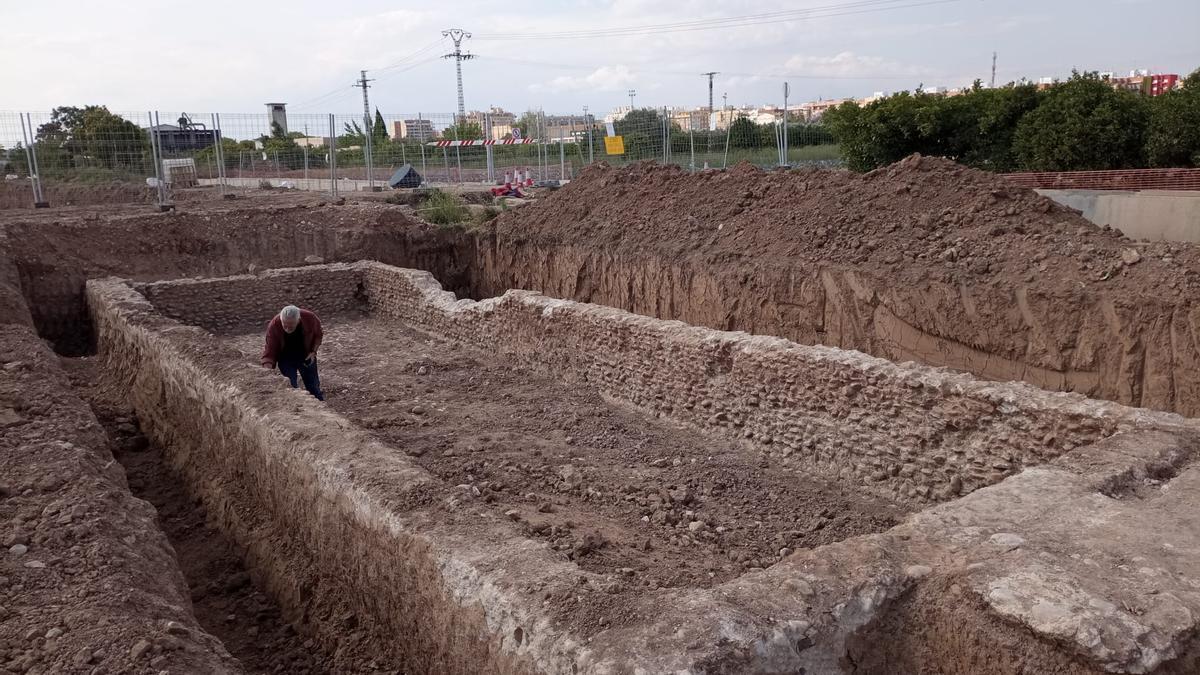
[
  {"xmin": 140, "ymin": 262, "xmax": 1181, "ymax": 506},
  {"xmin": 1040, "ymin": 189, "xmax": 1200, "ymax": 243}
]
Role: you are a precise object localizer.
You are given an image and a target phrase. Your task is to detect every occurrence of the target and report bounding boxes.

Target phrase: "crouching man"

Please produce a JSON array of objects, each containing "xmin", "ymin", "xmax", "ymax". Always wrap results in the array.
[{"xmin": 261, "ymin": 305, "xmax": 325, "ymax": 400}]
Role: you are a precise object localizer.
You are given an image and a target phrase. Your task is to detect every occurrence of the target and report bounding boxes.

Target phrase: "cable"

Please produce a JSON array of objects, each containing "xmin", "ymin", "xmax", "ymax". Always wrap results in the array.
[
  {"xmin": 375, "ymin": 36, "xmax": 450, "ymax": 73},
  {"xmin": 475, "ymin": 0, "xmax": 962, "ymax": 40},
  {"xmin": 292, "ymin": 37, "xmax": 448, "ymax": 110},
  {"xmin": 479, "ymin": 55, "xmax": 932, "ymax": 81}
]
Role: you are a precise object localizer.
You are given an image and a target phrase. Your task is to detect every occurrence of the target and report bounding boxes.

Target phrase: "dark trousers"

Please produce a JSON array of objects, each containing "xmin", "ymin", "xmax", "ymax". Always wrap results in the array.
[{"xmin": 278, "ymin": 358, "xmax": 325, "ymax": 400}]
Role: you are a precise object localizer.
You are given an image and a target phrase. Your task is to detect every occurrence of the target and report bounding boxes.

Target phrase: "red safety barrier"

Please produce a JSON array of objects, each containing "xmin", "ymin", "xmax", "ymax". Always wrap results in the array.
[{"xmin": 1002, "ymin": 168, "xmax": 1200, "ymax": 191}]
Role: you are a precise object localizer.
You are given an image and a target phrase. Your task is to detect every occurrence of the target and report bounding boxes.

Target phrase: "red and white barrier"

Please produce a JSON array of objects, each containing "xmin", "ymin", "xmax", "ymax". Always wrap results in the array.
[{"xmin": 429, "ymin": 138, "xmax": 537, "ymax": 147}]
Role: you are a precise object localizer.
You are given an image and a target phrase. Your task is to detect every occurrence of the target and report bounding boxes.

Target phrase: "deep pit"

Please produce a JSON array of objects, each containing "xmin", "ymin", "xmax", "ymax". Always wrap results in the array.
[{"xmin": 4, "ymin": 160, "xmax": 1200, "ymax": 674}]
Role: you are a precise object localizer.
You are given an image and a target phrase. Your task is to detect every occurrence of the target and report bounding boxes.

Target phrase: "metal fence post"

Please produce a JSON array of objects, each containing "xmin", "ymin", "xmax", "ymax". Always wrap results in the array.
[
  {"xmin": 211, "ymin": 114, "xmax": 226, "ymax": 195},
  {"xmin": 723, "ymin": 117, "xmax": 732, "ymax": 169},
  {"xmin": 147, "ymin": 112, "xmax": 165, "ymax": 208},
  {"xmin": 418, "ymin": 113, "xmax": 427, "ymax": 182},
  {"xmin": 452, "ymin": 122, "xmax": 462, "ymax": 184},
  {"xmin": 329, "ymin": 113, "xmax": 338, "ymax": 198},
  {"xmin": 689, "ymin": 124, "xmax": 695, "ymax": 171},
  {"xmin": 19, "ymin": 113, "xmax": 49, "ymax": 208},
  {"xmin": 586, "ymin": 108, "xmax": 594, "ymax": 165}
]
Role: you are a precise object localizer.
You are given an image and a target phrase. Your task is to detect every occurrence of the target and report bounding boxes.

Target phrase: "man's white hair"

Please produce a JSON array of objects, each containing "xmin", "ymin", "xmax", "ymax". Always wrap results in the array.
[{"xmin": 280, "ymin": 305, "xmax": 301, "ymax": 322}]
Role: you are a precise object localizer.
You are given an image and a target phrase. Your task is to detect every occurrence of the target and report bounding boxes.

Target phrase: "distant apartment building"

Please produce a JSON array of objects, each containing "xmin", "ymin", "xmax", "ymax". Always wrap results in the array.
[
  {"xmin": 391, "ymin": 118, "xmax": 436, "ymax": 141},
  {"xmin": 1107, "ymin": 70, "xmax": 1180, "ymax": 96},
  {"xmin": 604, "ymin": 106, "xmax": 634, "ymax": 124},
  {"xmin": 466, "ymin": 107, "xmax": 518, "ymax": 140},
  {"xmin": 543, "ymin": 114, "xmax": 596, "ymax": 142},
  {"xmin": 669, "ymin": 107, "xmax": 712, "ymax": 131}
]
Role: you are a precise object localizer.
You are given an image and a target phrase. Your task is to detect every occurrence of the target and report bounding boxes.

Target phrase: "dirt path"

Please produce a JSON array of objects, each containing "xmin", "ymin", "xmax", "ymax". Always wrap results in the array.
[
  {"xmin": 221, "ymin": 314, "xmax": 909, "ymax": 633},
  {"xmin": 61, "ymin": 356, "xmax": 390, "ymax": 675}
]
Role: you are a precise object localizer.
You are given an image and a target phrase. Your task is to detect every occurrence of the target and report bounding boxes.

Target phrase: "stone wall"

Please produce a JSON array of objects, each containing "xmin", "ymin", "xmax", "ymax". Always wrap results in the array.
[
  {"xmin": 88, "ymin": 275, "xmax": 563, "ymax": 675},
  {"xmin": 97, "ymin": 264, "xmax": 1200, "ymax": 674},
  {"xmin": 142, "ymin": 261, "xmax": 1183, "ymax": 505},
  {"xmin": 137, "ymin": 264, "xmax": 365, "ymax": 332},
  {"xmin": 361, "ymin": 262, "xmax": 1181, "ymax": 504},
  {"xmin": 0, "ymin": 322, "xmax": 239, "ymax": 674}
]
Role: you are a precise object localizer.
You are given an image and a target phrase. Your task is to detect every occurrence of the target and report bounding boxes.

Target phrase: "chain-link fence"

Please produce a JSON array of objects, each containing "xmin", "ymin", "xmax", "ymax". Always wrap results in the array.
[{"xmin": 0, "ymin": 106, "xmax": 841, "ymax": 209}]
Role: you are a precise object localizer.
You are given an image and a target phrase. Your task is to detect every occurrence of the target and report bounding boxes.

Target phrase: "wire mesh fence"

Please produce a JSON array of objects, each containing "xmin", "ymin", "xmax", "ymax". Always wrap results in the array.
[{"xmin": 0, "ymin": 105, "xmax": 841, "ymax": 209}]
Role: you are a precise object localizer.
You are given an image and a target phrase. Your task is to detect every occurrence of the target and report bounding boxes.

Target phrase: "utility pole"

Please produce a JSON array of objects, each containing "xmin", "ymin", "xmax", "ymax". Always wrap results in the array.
[
  {"xmin": 628, "ymin": 89, "xmax": 636, "ymax": 110},
  {"xmin": 442, "ymin": 29, "xmax": 475, "ymax": 124},
  {"xmin": 991, "ymin": 51, "xmax": 997, "ymax": 88},
  {"xmin": 355, "ymin": 69, "xmax": 375, "ymax": 189},
  {"xmin": 702, "ymin": 71, "xmax": 718, "ymax": 113},
  {"xmin": 701, "ymin": 72, "xmax": 718, "ymax": 157},
  {"xmin": 583, "ymin": 105, "xmax": 593, "ymax": 164}
]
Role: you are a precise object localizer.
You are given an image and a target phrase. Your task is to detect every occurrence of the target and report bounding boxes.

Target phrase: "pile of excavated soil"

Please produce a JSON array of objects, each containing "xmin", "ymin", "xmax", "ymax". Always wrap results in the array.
[{"xmin": 490, "ymin": 156, "xmax": 1200, "ymax": 298}]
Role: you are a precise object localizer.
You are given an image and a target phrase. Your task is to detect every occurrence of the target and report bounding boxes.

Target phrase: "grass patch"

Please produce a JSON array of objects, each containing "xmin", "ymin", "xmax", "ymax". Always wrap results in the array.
[{"xmin": 420, "ymin": 189, "xmax": 470, "ymax": 225}]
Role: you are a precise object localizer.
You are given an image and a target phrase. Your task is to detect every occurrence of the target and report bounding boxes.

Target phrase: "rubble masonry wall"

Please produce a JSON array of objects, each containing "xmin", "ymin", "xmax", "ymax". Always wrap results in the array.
[
  {"xmin": 139, "ymin": 262, "xmax": 1182, "ymax": 505},
  {"xmin": 88, "ymin": 275, "xmax": 554, "ymax": 675}
]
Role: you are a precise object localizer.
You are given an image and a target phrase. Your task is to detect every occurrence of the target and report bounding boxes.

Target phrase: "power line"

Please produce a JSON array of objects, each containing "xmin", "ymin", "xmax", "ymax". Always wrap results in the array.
[
  {"xmin": 292, "ymin": 37, "xmax": 448, "ymax": 110},
  {"xmin": 376, "ymin": 36, "xmax": 450, "ymax": 73},
  {"xmin": 478, "ymin": 55, "xmax": 933, "ymax": 81},
  {"xmin": 474, "ymin": 0, "xmax": 962, "ymax": 40}
]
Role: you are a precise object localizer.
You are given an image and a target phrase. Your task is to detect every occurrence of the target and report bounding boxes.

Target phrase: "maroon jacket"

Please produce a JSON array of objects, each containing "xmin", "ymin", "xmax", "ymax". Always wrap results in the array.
[{"xmin": 261, "ymin": 309, "xmax": 323, "ymax": 367}]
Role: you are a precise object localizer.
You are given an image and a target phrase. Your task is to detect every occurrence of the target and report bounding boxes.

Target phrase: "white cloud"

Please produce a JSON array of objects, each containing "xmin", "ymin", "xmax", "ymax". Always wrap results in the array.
[
  {"xmin": 781, "ymin": 51, "xmax": 928, "ymax": 79},
  {"xmin": 530, "ymin": 65, "xmax": 638, "ymax": 93}
]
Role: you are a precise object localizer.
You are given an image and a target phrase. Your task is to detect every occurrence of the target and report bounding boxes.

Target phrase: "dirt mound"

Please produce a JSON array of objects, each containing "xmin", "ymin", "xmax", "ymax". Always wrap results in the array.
[
  {"xmin": 481, "ymin": 156, "xmax": 1200, "ymax": 415},
  {"xmin": 0, "ymin": 181, "xmax": 157, "ymax": 210},
  {"xmin": 491, "ymin": 156, "xmax": 1199, "ymax": 298}
]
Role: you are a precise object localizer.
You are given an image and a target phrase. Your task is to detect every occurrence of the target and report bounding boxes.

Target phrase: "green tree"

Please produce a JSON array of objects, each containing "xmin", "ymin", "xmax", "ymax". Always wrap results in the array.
[
  {"xmin": 1013, "ymin": 71, "xmax": 1149, "ymax": 171},
  {"xmin": 1145, "ymin": 69, "xmax": 1200, "ymax": 167},
  {"xmin": 728, "ymin": 116, "xmax": 758, "ymax": 149},
  {"xmin": 372, "ymin": 108, "xmax": 390, "ymax": 147},
  {"xmin": 515, "ymin": 111, "xmax": 540, "ymax": 136},
  {"xmin": 615, "ymin": 108, "xmax": 663, "ymax": 160},
  {"xmin": 339, "ymin": 121, "xmax": 365, "ymax": 147},
  {"xmin": 34, "ymin": 105, "xmax": 149, "ymax": 175},
  {"xmin": 446, "ymin": 120, "xmax": 483, "ymax": 140}
]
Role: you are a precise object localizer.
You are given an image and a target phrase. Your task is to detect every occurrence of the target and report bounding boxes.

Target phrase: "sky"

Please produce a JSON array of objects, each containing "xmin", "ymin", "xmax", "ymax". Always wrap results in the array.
[{"xmin": 1, "ymin": 0, "xmax": 1197, "ymax": 124}]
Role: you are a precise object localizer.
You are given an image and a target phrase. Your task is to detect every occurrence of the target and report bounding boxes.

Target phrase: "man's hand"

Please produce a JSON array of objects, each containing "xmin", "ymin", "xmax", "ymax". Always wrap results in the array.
[
  {"xmin": 305, "ymin": 353, "xmax": 315, "ymax": 365},
  {"xmin": 262, "ymin": 361, "xmax": 273, "ymax": 370}
]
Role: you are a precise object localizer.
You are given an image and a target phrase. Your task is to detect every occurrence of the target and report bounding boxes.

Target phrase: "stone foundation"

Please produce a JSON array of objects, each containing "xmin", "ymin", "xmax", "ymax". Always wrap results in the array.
[{"xmin": 86, "ymin": 261, "xmax": 1200, "ymax": 674}]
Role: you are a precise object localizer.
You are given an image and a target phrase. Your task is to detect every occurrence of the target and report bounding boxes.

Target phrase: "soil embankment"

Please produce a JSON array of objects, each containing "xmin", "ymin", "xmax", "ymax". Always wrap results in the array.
[
  {"xmin": 1, "ymin": 198, "xmax": 475, "ymax": 354},
  {"xmin": 480, "ymin": 156, "xmax": 1200, "ymax": 416}
]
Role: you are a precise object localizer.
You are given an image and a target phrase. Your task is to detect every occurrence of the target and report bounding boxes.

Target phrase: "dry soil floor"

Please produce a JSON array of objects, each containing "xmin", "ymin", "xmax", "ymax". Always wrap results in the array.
[{"xmin": 219, "ymin": 313, "xmax": 909, "ymax": 631}]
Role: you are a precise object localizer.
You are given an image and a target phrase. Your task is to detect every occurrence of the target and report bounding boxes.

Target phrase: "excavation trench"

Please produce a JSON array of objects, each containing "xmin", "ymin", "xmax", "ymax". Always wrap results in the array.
[
  {"xmin": 65, "ymin": 259, "xmax": 1183, "ymax": 673},
  {"xmin": 59, "ymin": 356, "xmax": 383, "ymax": 674}
]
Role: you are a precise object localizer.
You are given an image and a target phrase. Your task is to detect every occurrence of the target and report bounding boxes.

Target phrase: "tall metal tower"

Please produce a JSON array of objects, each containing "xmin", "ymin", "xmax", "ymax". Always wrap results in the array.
[
  {"xmin": 991, "ymin": 52, "xmax": 997, "ymax": 88},
  {"xmin": 702, "ymin": 72, "xmax": 719, "ymax": 111},
  {"xmin": 442, "ymin": 29, "xmax": 474, "ymax": 123}
]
